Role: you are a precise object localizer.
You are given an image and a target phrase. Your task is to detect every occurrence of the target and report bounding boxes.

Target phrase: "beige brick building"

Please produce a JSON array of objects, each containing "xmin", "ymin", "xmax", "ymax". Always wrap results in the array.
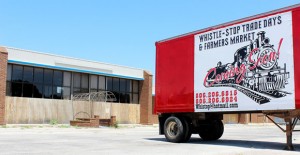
[{"xmin": 0, "ymin": 47, "xmax": 156, "ymax": 125}]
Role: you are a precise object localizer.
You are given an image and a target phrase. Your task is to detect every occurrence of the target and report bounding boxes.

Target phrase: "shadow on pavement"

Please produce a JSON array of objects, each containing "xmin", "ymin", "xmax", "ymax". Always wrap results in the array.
[{"xmin": 145, "ymin": 137, "xmax": 300, "ymax": 151}]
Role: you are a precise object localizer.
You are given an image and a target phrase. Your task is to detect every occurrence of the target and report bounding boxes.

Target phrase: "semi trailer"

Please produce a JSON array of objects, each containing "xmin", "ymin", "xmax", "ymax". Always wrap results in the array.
[{"xmin": 154, "ymin": 4, "xmax": 300, "ymax": 150}]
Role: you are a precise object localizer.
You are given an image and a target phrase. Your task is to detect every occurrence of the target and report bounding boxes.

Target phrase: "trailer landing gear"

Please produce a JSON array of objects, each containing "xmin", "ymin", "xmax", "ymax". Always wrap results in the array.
[{"xmin": 264, "ymin": 110, "xmax": 300, "ymax": 151}]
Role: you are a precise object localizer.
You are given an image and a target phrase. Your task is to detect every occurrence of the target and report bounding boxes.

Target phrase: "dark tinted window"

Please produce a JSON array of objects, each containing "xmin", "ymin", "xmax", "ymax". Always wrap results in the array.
[
  {"xmin": 73, "ymin": 73, "xmax": 81, "ymax": 88},
  {"xmin": 106, "ymin": 77, "xmax": 113, "ymax": 91},
  {"xmin": 23, "ymin": 83, "xmax": 33, "ymax": 97},
  {"xmin": 23, "ymin": 66, "xmax": 33, "ymax": 83},
  {"xmin": 133, "ymin": 81, "xmax": 139, "ymax": 93},
  {"xmin": 53, "ymin": 71, "xmax": 63, "ymax": 86},
  {"xmin": 126, "ymin": 80, "xmax": 132, "ymax": 92},
  {"xmin": 98, "ymin": 76, "xmax": 105, "ymax": 90},
  {"xmin": 44, "ymin": 69, "xmax": 53, "ymax": 85},
  {"xmin": 11, "ymin": 82, "xmax": 22, "ymax": 97},
  {"xmin": 81, "ymin": 74, "xmax": 89, "ymax": 89},
  {"xmin": 120, "ymin": 79, "xmax": 126, "ymax": 92},
  {"xmin": 113, "ymin": 78, "xmax": 119, "ymax": 92},
  {"xmin": 43, "ymin": 85, "xmax": 52, "ymax": 98},
  {"xmin": 6, "ymin": 64, "xmax": 141, "ymax": 103},
  {"xmin": 73, "ymin": 88, "xmax": 81, "ymax": 94},
  {"xmin": 33, "ymin": 84, "xmax": 43, "ymax": 98},
  {"xmin": 62, "ymin": 87, "xmax": 70, "ymax": 99},
  {"xmin": 34, "ymin": 68, "xmax": 43, "ymax": 84},
  {"xmin": 90, "ymin": 75, "xmax": 98, "ymax": 89},
  {"xmin": 12, "ymin": 65, "xmax": 23, "ymax": 82},
  {"xmin": 53, "ymin": 86, "xmax": 62, "ymax": 99},
  {"xmin": 63, "ymin": 72, "xmax": 71, "ymax": 87},
  {"xmin": 120, "ymin": 93, "xmax": 130, "ymax": 103}
]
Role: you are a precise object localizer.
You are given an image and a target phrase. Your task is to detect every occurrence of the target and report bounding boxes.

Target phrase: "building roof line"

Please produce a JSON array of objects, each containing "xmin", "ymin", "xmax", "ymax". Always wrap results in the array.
[
  {"xmin": 8, "ymin": 59, "xmax": 144, "ymax": 81},
  {"xmin": 2, "ymin": 46, "xmax": 146, "ymax": 72}
]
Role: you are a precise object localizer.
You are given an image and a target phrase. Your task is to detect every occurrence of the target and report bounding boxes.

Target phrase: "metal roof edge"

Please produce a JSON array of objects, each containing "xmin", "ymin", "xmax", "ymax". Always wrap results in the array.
[
  {"xmin": 156, "ymin": 3, "xmax": 300, "ymax": 43},
  {"xmin": 3, "ymin": 46, "xmax": 145, "ymax": 72},
  {"xmin": 8, "ymin": 60, "xmax": 144, "ymax": 81}
]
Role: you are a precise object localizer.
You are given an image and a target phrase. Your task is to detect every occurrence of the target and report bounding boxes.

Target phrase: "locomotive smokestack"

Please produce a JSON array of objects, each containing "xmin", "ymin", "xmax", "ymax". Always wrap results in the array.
[
  {"xmin": 257, "ymin": 31, "xmax": 266, "ymax": 47},
  {"xmin": 250, "ymin": 40, "xmax": 254, "ymax": 51}
]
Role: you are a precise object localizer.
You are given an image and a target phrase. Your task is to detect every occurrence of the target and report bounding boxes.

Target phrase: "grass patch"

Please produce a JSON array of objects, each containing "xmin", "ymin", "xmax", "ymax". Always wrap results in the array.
[
  {"xmin": 73, "ymin": 125, "xmax": 82, "ymax": 129},
  {"xmin": 113, "ymin": 121, "xmax": 119, "ymax": 129},
  {"xmin": 0, "ymin": 125, "xmax": 7, "ymax": 128},
  {"xmin": 58, "ymin": 125, "xmax": 70, "ymax": 128},
  {"xmin": 49, "ymin": 119, "xmax": 58, "ymax": 125},
  {"xmin": 20, "ymin": 125, "xmax": 33, "ymax": 129}
]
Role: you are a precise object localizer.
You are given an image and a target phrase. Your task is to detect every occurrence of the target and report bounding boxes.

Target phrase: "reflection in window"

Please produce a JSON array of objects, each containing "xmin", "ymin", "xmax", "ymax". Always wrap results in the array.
[
  {"xmin": 44, "ymin": 69, "xmax": 53, "ymax": 85},
  {"xmin": 133, "ymin": 81, "xmax": 139, "ymax": 93},
  {"xmin": 62, "ymin": 87, "xmax": 71, "ymax": 100},
  {"xmin": 43, "ymin": 85, "xmax": 52, "ymax": 98},
  {"xmin": 73, "ymin": 88, "xmax": 80, "ymax": 95},
  {"xmin": 73, "ymin": 73, "xmax": 81, "ymax": 88},
  {"xmin": 33, "ymin": 84, "xmax": 43, "ymax": 98},
  {"xmin": 90, "ymin": 75, "xmax": 98, "ymax": 89},
  {"xmin": 106, "ymin": 77, "xmax": 113, "ymax": 91},
  {"xmin": 23, "ymin": 67, "xmax": 33, "ymax": 83},
  {"xmin": 11, "ymin": 82, "xmax": 22, "ymax": 97},
  {"xmin": 62, "ymin": 72, "xmax": 71, "ymax": 99},
  {"xmin": 23, "ymin": 83, "xmax": 33, "ymax": 97},
  {"xmin": 81, "ymin": 74, "xmax": 89, "ymax": 89},
  {"xmin": 120, "ymin": 79, "xmax": 126, "ymax": 92},
  {"xmin": 34, "ymin": 68, "xmax": 43, "ymax": 84},
  {"xmin": 120, "ymin": 93, "xmax": 130, "ymax": 103},
  {"xmin": 113, "ymin": 78, "xmax": 119, "ymax": 92},
  {"xmin": 6, "ymin": 64, "xmax": 141, "ymax": 103},
  {"xmin": 126, "ymin": 80, "xmax": 132, "ymax": 92},
  {"xmin": 63, "ymin": 72, "xmax": 71, "ymax": 87},
  {"xmin": 53, "ymin": 86, "xmax": 62, "ymax": 99},
  {"xmin": 53, "ymin": 71, "xmax": 63, "ymax": 86},
  {"xmin": 12, "ymin": 65, "xmax": 23, "ymax": 82}
]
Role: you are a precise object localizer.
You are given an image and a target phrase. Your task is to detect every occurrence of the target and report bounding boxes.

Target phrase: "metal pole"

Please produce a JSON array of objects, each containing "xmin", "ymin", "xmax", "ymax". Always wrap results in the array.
[
  {"xmin": 71, "ymin": 94, "xmax": 74, "ymax": 120},
  {"xmin": 89, "ymin": 94, "xmax": 93, "ymax": 118},
  {"xmin": 284, "ymin": 118, "xmax": 294, "ymax": 151}
]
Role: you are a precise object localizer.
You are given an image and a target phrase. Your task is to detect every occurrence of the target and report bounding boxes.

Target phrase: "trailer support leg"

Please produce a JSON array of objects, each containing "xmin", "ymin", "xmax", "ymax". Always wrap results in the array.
[
  {"xmin": 265, "ymin": 114, "xmax": 300, "ymax": 151},
  {"xmin": 284, "ymin": 118, "xmax": 294, "ymax": 151}
]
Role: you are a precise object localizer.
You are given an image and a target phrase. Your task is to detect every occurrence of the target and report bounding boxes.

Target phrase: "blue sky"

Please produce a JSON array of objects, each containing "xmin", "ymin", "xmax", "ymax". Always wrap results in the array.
[{"xmin": 0, "ymin": 0, "xmax": 299, "ymax": 78}]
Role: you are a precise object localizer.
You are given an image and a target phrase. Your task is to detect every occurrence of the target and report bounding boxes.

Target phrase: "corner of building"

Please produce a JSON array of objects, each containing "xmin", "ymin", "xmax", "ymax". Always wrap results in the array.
[
  {"xmin": 139, "ymin": 70, "xmax": 154, "ymax": 125},
  {"xmin": 0, "ymin": 47, "xmax": 8, "ymax": 125}
]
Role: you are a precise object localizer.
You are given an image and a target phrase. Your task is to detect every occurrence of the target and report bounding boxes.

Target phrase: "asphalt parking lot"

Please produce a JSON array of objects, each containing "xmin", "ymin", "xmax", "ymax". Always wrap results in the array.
[{"xmin": 0, "ymin": 124, "xmax": 300, "ymax": 155}]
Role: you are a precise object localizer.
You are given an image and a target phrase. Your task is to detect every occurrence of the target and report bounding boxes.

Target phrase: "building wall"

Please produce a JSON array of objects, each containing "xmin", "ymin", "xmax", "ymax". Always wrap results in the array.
[
  {"xmin": 0, "ymin": 47, "xmax": 8, "ymax": 125},
  {"xmin": 5, "ymin": 97, "xmax": 140, "ymax": 124},
  {"xmin": 139, "ymin": 71, "xmax": 154, "ymax": 124},
  {"xmin": 223, "ymin": 113, "xmax": 275, "ymax": 124}
]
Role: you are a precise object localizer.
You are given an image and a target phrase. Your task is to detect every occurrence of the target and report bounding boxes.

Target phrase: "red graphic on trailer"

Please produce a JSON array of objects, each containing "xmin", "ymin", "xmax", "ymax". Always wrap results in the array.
[{"xmin": 203, "ymin": 31, "xmax": 290, "ymax": 104}]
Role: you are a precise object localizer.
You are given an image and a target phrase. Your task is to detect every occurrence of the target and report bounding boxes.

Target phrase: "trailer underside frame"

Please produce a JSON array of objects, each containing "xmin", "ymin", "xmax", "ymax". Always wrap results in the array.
[{"xmin": 263, "ymin": 110, "xmax": 300, "ymax": 150}]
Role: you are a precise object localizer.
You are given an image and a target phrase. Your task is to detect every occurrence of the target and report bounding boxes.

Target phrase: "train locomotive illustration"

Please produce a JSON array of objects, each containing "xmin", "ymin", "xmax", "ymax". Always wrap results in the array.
[{"xmin": 204, "ymin": 31, "xmax": 290, "ymax": 104}]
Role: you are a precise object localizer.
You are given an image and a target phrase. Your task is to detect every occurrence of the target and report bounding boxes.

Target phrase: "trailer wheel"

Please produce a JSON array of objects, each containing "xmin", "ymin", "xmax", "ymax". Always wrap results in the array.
[
  {"xmin": 182, "ymin": 118, "xmax": 192, "ymax": 142},
  {"xmin": 164, "ymin": 116, "xmax": 189, "ymax": 143},
  {"xmin": 198, "ymin": 120, "xmax": 224, "ymax": 141}
]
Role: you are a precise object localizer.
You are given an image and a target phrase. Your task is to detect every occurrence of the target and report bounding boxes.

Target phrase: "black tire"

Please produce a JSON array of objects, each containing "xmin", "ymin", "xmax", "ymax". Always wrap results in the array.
[
  {"xmin": 164, "ymin": 116, "xmax": 189, "ymax": 143},
  {"xmin": 198, "ymin": 120, "xmax": 224, "ymax": 141},
  {"xmin": 182, "ymin": 118, "xmax": 192, "ymax": 142}
]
